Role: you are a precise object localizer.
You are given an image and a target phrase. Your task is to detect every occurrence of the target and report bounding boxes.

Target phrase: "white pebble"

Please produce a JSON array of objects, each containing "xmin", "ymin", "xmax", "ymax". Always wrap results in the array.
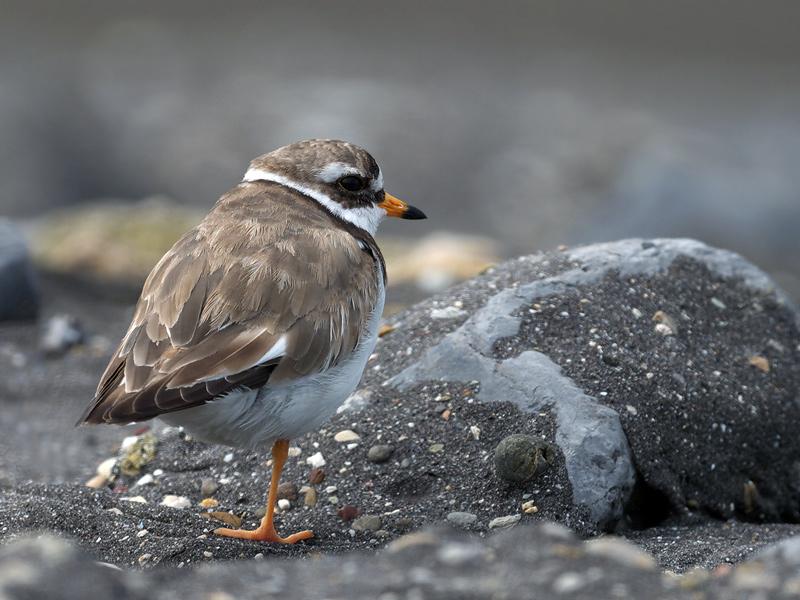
[
  {"xmin": 152, "ymin": 469, "xmax": 164, "ymax": 476},
  {"xmin": 277, "ymin": 499, "xmax": 291, "ymax": 511},
  {"xmin": 161, "ymin": 495, "xmax": 191, "ymax": 509},
  {"xmin": 120, "ymin": 496, "xmax": 148, "ymax": 504},
  {"xmin": 325, "ymin": 485, "xmax": 338, "ymax": 494},
  {"xmin": 137, "ymin": 529, "xmax": 149, "ymax": 538},
  {"xmin": 334, "ymin": 429, "xmax": 361, "ymax": 443},
  {"xmin": 287, "ymin": 447, "xmax": 302, "ymax": 457},
  {"xmin": 223, "ymin": 452, "xmax": 234, "ymax": 463},
  {"xmin": 96, "ymin": 457, "xmax": 117, "ymax": 479},
  {"xmin": 306, "ymin": 452, "xmax": 326, "ymax": 468},
  {"xmin": 135, "ymin": 474, "xmax": 154, "ymax": 487},
  {"xmin": 469, "ymin": 425, "xmax": 481, "ymax": 440},
  {"xmin": 654, "ymin": 323, "xmax": 674, "ymax": 336},
  {"xmin": 120, "ymin": 436, "xmax": 139, "ymax": 451}
]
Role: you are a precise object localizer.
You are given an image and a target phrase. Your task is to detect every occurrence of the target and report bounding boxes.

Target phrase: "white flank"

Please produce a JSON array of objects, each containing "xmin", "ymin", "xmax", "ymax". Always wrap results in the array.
[{"xmin": 243, "ymin": 168, "xmax": 385, "ymax": 236}]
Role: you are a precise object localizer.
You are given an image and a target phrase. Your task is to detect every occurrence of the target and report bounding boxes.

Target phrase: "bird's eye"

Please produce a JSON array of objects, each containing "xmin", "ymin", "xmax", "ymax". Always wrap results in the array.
[{"xmin": 338, "ymin": 175, "xmax": 365, "ymax": 192}]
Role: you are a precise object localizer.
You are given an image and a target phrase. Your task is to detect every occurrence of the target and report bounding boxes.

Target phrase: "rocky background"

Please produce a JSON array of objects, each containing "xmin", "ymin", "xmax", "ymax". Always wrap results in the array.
[
  {"xmin": 2, "ymin": 234, "xmax": 800, "ymax": 598},
  {"xmin": 3, "ymin": 1, "xmax": 800, "ymax": 299}
]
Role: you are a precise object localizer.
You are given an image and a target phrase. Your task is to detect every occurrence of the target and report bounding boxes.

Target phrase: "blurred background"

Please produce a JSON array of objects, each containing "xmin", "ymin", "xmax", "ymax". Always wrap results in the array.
[
  {"xmin": 1, "ymin": 0, "xmax": 800, "ymax": 484},
  {"xmin": 3, "ymin": 0, "xmax": 800, "ymax": 299}
]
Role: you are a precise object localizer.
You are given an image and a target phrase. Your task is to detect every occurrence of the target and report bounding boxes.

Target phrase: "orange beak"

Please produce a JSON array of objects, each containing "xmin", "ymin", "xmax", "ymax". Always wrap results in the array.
[{"xmin": 379, "ymin": 192, "xmax": 427, "ymax": 220}]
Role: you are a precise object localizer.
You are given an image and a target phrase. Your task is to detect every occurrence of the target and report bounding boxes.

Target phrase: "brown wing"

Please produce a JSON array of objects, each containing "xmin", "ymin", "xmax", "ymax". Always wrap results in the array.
[{"xmin": 78, "ymin": 181, "xmax": 382, "ymax": 425}]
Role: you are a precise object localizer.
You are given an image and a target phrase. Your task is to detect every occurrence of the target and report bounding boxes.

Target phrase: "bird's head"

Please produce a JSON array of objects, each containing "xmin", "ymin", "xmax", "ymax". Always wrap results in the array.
[{"xmin": 243, "ymin": 139, "xmax": 426, "ymax": 235}]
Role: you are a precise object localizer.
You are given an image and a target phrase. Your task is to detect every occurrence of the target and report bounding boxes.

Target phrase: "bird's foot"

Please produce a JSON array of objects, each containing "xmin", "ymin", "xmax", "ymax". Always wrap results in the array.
[{"xmin": 214, "ymin": 525, "xmax": 314, "ymax": 544}]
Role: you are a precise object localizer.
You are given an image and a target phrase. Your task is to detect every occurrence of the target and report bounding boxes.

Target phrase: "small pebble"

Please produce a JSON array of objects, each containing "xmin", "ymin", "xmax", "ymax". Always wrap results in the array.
[
  {"xmin": 710, "ymin": 297, "xmax": 727, "ymax": 310},
  {"xmin": 469, "ymin": 425, "xmax": 481, "ymax": 440},
  {"xmin": 277, "ymin": 498, "xmax": 291, "ymax": 511},
  {"xmin": 200, "ymin": 498, "xmax": 219, "ymax": 508},
  {"xmin": 303, "ymin": 487, "xmax": 318, "ymax": 507},
  {"xmin": 203, "ymin": 551, "xmax": 213, "ymax": 559},
  {"xmin": 200, "ymin": 479, "xmax": 219, "ymax": 497},
  {"xmin": 138, "ymin": 554, "xmax": 152, "ymax": 566},
  {"xmin": 137, "ymin": 529, "xmax": 149, "ymax": 538},
  {"xmin": 394, "ymin": 517, "xmax": 414, "ymax": 532},
  {"xmin": 352, "ymin": 515, "xmax": 382, "ymax": 532},
  {"xmin": 287, "ymin": 446, "xmax": 302, "ymax": 457},
  {"xmin": 446, "ymin": 512, "xmax": 478, "ymax": 528},
  {"xmin": 223, "ymin": 452, "xmax": 234, "ymax": 463},
  {"xmin": 337, "ymin": 505, "xmax": 360, "ymax": 522},
  {"xmin": 200, "ymin": 511, "xmax": 242, "ymax": 528},
  {"xmin": 135, "ymin": 474, "xmax": 154, "ymax": 487},
  {"xmin": 334, "ymin": 429, "xmax": 361, "ymax": 443},
  {"xmin": 584, "ymin": 537, "xmax": 656, "ymax": 569},
  {"xmin": 40, "ymin": 314, "xmax": 85, "ymax": 357},
  {"xmin": 488, "ymin": 514, "xmax": 521, "ymax": 530},
  {"xmin": 161, "ymin": 495, "xmax": 191, "ymax": 509},
  {"xmin": 120, "ymin": 496, "xmax": 148, "ymax": 504},
  {"xmin": 748, "ymin": 355, "xmax": 770, "ymax": 373},
  {"xmin": 367, "ymin": 445, "xmax": 394, "ymax": 463},
  {"xmin": 521, "ymin": 500, "xmax": 539, "ymax": 514},
  {"xmin": 324, "ymin": 485, "xmax": 338, "ymax": 494},
  {"xmin": 428, "ymin": 443, "xmax": 444, "ymax": 453},
  {"xmin": 106, "ymin": 507, "xmax": 123, "ymax": 516},
  {"xmin": 494, "ymin": 434, "xmax": 554, "ymax": 483},
  {"xmin": 308, "ymin": 468, "xmax": 326, "ymax": 484},
  {"xmin": 277, "ymin": 482, "xmax": 298, "ymax": 501},
  {"xmin": 306, "ymin": 452, "xmax": 326, "ymax": 468}
]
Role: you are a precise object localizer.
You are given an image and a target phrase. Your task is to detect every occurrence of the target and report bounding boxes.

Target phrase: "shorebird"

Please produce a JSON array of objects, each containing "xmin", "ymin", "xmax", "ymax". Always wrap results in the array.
[{"xmin": 78, "ymin": 139, "xmax": 426, "ymax": 543}]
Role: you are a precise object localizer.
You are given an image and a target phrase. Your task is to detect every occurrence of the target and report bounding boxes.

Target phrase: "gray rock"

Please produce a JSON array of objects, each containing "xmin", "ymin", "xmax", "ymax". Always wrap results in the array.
[
  {"xmin": 40, "ymin": 314, "xmax": 85, "ymax": 357},
  {"xmin": 493, "ymin": 434, "xmax": 554, "ymax": 483},
  {"xmin": 446, "ymin": 511, "xmax": 479, "ymax": 528},
  {"xmin": 0, "ymin": 535, "xmax": 139, "ymax": 599},
  {"xmin": 0, "ymin": 219, "xmax": 38, "ymax": 321},
  {"xmin": 366, "ymin": 444, "xmax": 394, "ymax": 463},
  {"xmin": 389, "ymin": 238, "xmax": 800, "ymax": 526},
  {"xmin": 488, "ymin": 514, "xmax": 521, "ymax": 530},
  {"xmin": 352, "ymin": 515, "xmax": 382, "ymax": 532},
  {"xmin": 199, "ymin": 478, "xmax": 218, "ymax": 498}
]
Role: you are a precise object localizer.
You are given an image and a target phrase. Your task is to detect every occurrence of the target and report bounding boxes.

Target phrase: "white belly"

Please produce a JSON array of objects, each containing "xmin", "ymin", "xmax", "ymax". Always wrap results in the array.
[{"xmin": 161, "ymin": 278, "xmax": 384, "ymax": 450}]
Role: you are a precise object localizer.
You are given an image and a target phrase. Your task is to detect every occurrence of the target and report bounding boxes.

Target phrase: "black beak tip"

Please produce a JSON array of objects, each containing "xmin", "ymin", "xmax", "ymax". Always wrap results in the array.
[{"xmin": 403, "ymin": 205, "xmax": 427, "ymax": 220}]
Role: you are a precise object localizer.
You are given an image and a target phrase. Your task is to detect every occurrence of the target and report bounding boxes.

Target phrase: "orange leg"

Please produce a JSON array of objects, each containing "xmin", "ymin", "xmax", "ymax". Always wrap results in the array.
[{"xmin": 214, "ymin": 439, "xmax": 314, "ymax": 544}]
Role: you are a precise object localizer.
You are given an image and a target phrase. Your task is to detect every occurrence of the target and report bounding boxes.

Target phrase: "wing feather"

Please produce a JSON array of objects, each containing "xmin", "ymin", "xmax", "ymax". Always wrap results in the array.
[{"xmin": 78, "ymin": 182, "xmax": 381, "ymax": 425}]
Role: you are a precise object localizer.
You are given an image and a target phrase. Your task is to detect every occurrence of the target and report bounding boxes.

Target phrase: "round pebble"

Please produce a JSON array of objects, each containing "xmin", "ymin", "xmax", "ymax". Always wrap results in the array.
[
  {"xmin": 277, "ymin": 482, "xmax": 298, "ymax": 501},
  {"xmin": 367, "ymin": 444, "xmax": 394, "ymax": 463},
  {"xmin": 493, "ymin": 434, "xmax": 554, "ymax": 483},
  {"xmin": 334, "ymin": 429, "xmax": 361, "ymax": 443},
  {"xmin": 161, "ymin": 495, "xmax": 191, "ymax": 509},
  {"xmin": 308, "ymin": 468, "xmax": 326, "ymax": 484},
  {"xmin": 337, "ymin": 505, "xmax": 360, "ymax": 522},
  {"xmin": 200, "ymin": 478, "xmax": 219, "ymax": 497},
  {"xmin": 446, "ymin": 511, "xmax": 478, "ymax": 528},
  {"xmin": 352, "ymin": 514, "xmax": 382, "ymax": 532}
]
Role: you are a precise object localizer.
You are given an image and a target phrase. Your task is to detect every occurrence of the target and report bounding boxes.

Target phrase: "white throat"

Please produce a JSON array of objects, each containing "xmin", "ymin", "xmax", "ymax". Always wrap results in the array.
[{"xmin": 243, "ymin": 168, "xmax": 385, "ymax": 236}]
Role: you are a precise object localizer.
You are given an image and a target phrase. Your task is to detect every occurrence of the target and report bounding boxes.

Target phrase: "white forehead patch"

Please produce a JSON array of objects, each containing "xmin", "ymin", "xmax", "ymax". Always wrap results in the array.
[
  {"xmin": 317, "ymin": 161, "xmax": 362, "ymax": 183},
  {"xmin": 243, "ymin": 168, "xmax": 386, "ymax": 236}
]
